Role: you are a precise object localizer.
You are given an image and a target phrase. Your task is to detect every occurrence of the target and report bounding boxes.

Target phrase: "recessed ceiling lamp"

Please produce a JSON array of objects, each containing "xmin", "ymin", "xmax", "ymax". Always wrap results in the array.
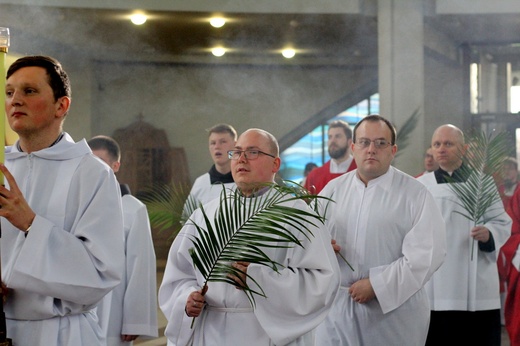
[
  {"xmin": 210, "ymin": 17, "xmax": 226, "ymax": 28},
  {"xmin": 130, "ymin": 13, "xmax": 147, "ymax": 25},
  {"xmin": 282, "ymin": 48, "xmax": 296, "ymax": 59},
  {"xmin": 212, "ymin": 47, "xmax": 226, "ymax": 57}
]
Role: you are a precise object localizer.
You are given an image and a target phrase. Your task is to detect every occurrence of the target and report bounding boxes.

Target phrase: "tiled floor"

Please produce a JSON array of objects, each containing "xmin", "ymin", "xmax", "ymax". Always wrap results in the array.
[
  {"xmin": 135, "ymin": 259, "xmax": 512, "ymax": 346},
  {"xmin": 503, "ymin": 327, "xmax": 511, "ymax": 346}
]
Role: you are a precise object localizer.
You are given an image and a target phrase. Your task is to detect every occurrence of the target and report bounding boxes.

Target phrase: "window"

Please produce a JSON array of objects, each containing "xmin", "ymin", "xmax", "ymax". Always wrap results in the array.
[{"xmin": 279, "ymin": 93, "xmax": 379, "ymax": 183}]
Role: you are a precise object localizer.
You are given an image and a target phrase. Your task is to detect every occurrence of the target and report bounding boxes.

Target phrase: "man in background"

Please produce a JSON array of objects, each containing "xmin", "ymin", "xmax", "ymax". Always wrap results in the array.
[
  {"xmin": 501, "ymin": 182, "xmax": 520, "ymax": 345},
  {"xmin": 316, "ymin": 115, "xmax": 446, "ymax": 345},
  {"xmin": 88, "ymin": 135, "xmax": 158, "ymax": 345},
  {"xmin": 498, "ymin": 157, "xmax": 519, "ymax": 208},
  {"xmin": 415, "ymin": 147, "xmax": 439, "ymax": 177},
  {"xmin": 417, "ymin": 124, "xmax": 511, "ymax": 345},
  {"xmin": 496, "ymin": 157, "xmax": 520, "ymax": 325},
  {"xmin": 184, "ymin": 123, "xmax": 237, "ymax": 216},
  {"xmin": 300, "ymin": 162, "xmax": 317, "ymax": 186},
  {"xmin": 304, "ymin": 120, "xmax": 356, "ymax": 194}
]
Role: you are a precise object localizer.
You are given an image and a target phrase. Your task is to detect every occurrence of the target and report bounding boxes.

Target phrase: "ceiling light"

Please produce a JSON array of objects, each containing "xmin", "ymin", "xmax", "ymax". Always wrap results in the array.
[
  {"xmin": 210, "ymin": 17, "xmax": 226, "ymax": 28},
  {"xmin": 130, "ymin": 13, "xmax": 147, "ymax": 25},
  {"xmin": 212, "ymin": 47, "xmax": 226, "ymax": 57},
  {"xmin": 282, "ymin": 49, "xmax": 296, "ymax": 59}
]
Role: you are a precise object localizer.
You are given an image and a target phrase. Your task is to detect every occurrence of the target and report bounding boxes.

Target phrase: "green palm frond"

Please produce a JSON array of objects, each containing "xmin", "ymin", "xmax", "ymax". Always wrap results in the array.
[
  {"xmin": 283, "ymin": 179, "xmax": 354, "ymax": 270},
  {"xmin": 139, "ymin": 182, "xmax": 196, "ymax": 240},
  {"xmin": 445, "ymin": 130, "xmax": 510, "ymax": 259},
  {"xmin": 187, "ymin": 183, "xmax": 332, "ymax": 308},
  {"xmin": 395, "ymin": 108, "xmax": 420, "ymax": 158}
]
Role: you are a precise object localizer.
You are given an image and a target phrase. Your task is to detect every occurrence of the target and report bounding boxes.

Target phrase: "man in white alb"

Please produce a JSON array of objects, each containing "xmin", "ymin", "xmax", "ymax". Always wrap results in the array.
[
  {"xmin": 160, "ymin": 128, "xmax": 340, "ymax": 346},
  {"xmin": 316, "ymin": 115, "xmax": 446, "ymax": 346},
  {"xmin": 88, "ymin": 135, "xmax": 158, "ymax": 346}
]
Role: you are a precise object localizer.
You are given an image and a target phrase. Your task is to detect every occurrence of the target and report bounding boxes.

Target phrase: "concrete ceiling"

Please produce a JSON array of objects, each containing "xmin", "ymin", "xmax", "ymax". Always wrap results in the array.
[{"xmin": 0, "ymin": 3, "xmax": 519, "ymax": 66}]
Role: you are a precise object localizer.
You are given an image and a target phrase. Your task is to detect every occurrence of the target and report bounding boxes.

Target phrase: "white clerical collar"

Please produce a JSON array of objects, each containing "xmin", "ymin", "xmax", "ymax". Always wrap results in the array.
[{"xmin": 330, "ymin": 156, "xmax": 352, "ymax": 174}]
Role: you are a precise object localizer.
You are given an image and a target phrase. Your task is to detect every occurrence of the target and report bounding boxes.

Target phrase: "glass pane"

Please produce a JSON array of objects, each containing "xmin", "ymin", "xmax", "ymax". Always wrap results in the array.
[
  {"xmin": 280, "ymin": 93, "xmax": 379, "ymax": 183},
  {"xmin": 512, "ymin": 86, "xmax": 520, "ymax": 113}
]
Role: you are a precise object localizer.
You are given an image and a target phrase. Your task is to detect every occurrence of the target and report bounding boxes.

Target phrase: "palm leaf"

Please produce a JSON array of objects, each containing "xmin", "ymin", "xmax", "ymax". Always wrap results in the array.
[
  {"xmin": 187, "ymin": 183, "xmax": 332, "ymax": 309},
  {"xmin": 284, "ymin": 180, "xmax": 354, "ymax": 270},
  {"xmin": 445, "ymin": 130, "xmax": 510, "ymax": 259},
  {"xmin": 395, "ymin": 108, "xmax": 420, "ymax": 158},
  {"xmin": 139, "ymin": 182, "xmax": 196, "ymax": 240}
]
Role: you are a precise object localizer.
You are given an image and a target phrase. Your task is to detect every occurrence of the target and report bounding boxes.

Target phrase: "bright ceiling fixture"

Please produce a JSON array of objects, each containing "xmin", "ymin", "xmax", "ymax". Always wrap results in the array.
[
  {"xmin": 130, "ymin": 13, "xmax": 147, "ymax": 25},
  {"xmin": 212, "ymin": 47, "xmax": 226, "ymax": 57},
  {"xmin": 210, "ymin": 17, "xmax": 226, "ymax": 28},
  {"xmin": 282, "ymin": 48, "xmax": 296, "ymax": 59}
]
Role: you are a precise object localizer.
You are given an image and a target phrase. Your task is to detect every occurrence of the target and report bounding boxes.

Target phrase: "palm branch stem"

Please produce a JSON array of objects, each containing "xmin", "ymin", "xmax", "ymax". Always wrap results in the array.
[
  {"xmin": 187, "ymin": 184, "xmax": 331, "ymax": 329},
  {"xmin": 471, "ymin": 222, "xmax": 476, "ymax": 261},
  {"xmin": 337, "ymin": 251, "xmax": 354, "ymax": 271},
  {"xmin": 190, "ymin": 283, "xmax": 208, "ymax": 329}
]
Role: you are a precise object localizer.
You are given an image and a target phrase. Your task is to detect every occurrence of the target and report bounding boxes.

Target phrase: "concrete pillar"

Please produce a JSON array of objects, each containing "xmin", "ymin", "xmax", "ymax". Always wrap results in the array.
[{"xmin": 378, "ymin": 0, "xmax": 425, "ymax": 174}]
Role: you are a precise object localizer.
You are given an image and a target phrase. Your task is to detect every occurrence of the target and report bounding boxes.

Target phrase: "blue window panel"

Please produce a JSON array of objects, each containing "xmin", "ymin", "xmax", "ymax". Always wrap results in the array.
[{"xmin": 280, "ymin": 94, "xmax": 379, "ymax": 183}]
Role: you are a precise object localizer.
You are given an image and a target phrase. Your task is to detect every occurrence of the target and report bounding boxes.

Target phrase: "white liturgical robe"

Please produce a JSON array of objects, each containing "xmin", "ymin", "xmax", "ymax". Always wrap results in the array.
[
  {"xmin": 417, "ymin": 171, "xmax": 511, "ymax": 311},
  {"xmin": 315, "ymin": 166, "xmax": 446, "ymax": 346},
  {"xmin": 188, "ymin": 172, "xmax": 236, "ymax": 206},
  {"xmin": 159, "ymin": 191, "xmax": 340, "ymax": 346},
  {"xmin": 1, "ymin": 133, "xmax": 125, "ymax": 345},
  {"xmin": 97, "ymin": 194, "xmax": 158, "ymax": 345}
]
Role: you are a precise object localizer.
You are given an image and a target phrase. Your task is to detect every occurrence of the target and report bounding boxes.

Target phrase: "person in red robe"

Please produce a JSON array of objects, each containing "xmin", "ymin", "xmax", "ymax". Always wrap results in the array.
[
  {"xmin": 504, "ymin": 186, "xmax": 520, "ymax": 345},
  {"xmin": 496, "ymin": 157, "xmax": 520, "ymax": 327},
  {"xmin": 304, "ymin": 120, "xmax": 356, "ymax": 194}
]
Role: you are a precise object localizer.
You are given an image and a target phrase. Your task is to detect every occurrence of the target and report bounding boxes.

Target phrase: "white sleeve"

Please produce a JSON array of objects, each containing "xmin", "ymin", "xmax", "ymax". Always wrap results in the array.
[{"xmin": 513, "ymin": 244, "xmax": 520, "ymax": 270}]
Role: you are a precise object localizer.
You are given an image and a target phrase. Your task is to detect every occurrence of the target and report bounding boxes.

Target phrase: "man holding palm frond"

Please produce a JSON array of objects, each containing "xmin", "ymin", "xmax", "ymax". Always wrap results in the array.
[
  {"xmin": 159, "ymin": 128, "xmax": 340, "ymax": 346},
  {"xmin": 418, "ymin": 124, "xmax": 512, "ymax": 345}
]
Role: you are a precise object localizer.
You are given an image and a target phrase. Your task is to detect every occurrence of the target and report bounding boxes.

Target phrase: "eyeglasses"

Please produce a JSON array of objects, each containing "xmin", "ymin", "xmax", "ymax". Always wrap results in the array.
[
  {"xmin": 228, "ymin": 149, "xmax": 276, "ymax": 160},
  {"xmin": 355, "ymin": 138, "xmax": 392, "ymax": 149}
]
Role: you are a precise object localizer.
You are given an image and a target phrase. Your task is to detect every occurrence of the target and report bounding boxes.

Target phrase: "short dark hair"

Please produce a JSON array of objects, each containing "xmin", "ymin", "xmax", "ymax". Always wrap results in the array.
[
  {"xmin": 87, "ymin": 135, "xmax": 121, "ymax": 163},
  {"xmin": 304, "ymin": 162, "xmax": 318, "ymax": 175},
  {"xmin": 353, "ymin": 114, "xmax": 397, "ymax": 145},
  {"xmin": 207, "ymin": 123, "xmax": 237, "ymax": 140},
  {"xmin": 7, "ymin": 55, "xmax": 71, "ymax": 101},
  {"xmin": 328, "ymin": 120, "xmax": 353, "ymax": 140}
]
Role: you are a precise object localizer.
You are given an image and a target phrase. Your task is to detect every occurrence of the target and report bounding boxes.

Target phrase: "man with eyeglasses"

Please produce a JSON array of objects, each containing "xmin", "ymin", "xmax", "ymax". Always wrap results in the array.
[
  {"xmin": 159, "ymin": 128, "xmax": 339, "ymax": 346},
  {"xmin": 315, "ymin": 115, "xmax": 446, "ymax": 345},
  {"xmin": 304, "ymin": 120, "xmax": 357, "ymax": 194},
  {"xmin": 417, "ymin": 124, "xmax": 511, "ymax": 345}
]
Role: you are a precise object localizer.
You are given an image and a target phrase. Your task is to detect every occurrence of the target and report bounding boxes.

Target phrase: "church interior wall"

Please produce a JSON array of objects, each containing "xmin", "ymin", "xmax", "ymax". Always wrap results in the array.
[
  {"xmin": 423, "ymin": 52, "xmax": 466, "ymax": 147},
  {"xmin": 72, "ymin": 60, "xmax": 377, "ymax": 183}
]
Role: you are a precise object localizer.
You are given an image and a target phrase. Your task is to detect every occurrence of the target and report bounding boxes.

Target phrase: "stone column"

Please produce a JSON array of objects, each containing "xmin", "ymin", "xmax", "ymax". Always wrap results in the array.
[{"xmin": 378, "ymin": 0, "xmax": 425, "ymax": 174}]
